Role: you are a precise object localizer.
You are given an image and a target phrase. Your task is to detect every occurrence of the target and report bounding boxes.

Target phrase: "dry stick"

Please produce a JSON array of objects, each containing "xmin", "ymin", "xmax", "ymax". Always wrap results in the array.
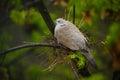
[
  {"xmin": 44, "ymin": 58, "xmax": 63, "ymax": 71},
  {"xmin": 43, "ymin": 59, "xmax": 58, "ymax": 71},
  {"xmin": 43, "ymin": 55, "xmax": 67, "ymax": 71},
  {"xmin": 64, "ymin": 9, "xmax": 67, "ymax": 20},
  {"xmin": 67, "ymin": 6, "xmax": 72, "ymax": 21},
  {"xmin": 70, "ymin": 61, "xmax": 80, "ymax": 80},
  {"xmin": 78, "ymin": 16, "xmax": 85, "ymax": 27}
]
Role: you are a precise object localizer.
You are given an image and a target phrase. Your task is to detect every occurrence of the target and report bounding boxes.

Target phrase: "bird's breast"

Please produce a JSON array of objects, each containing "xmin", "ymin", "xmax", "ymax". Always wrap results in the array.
[{"xmin": 55, "ymin": 23, "xmax": 86, "ymax": 50}]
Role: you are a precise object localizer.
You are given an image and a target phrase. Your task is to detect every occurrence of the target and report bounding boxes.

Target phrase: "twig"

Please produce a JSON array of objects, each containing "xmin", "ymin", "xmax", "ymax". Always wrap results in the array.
[
  {"xmin": 78, "ymin": 16, "xmax": 85, "ymax": 27},
  {"xmin": 70, "ymin": 61, "xmax": 80, "ymax": 80},
  {"xmin": 67, "ymin": 6, "xmax": 72, "ymax": 21},
  {"xmin": 0, "ymin": 43, "xmax": 60, "ymax": 55},
  {"xmin": 73, "ymin": 4, "xmax": 75, "ymax": 24},
  {"xmin": 43, "ymin": 54, "xmax": 68, "ymax": 71},
  {"xmin": 43, "ymin": 58, "xmax": 58, "ymax": 71}
]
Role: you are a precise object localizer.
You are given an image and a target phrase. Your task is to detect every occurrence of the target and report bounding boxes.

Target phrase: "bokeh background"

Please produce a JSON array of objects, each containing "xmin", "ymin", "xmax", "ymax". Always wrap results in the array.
[{"xmin": 0, "ymin": 0, "xmax": 120, "ymax": 80}]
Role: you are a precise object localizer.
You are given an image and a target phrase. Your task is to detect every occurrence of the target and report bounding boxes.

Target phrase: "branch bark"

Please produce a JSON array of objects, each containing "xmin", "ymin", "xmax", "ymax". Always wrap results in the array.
[
  {"xmin": 0, "ymin": 43, "xmax": 59, "ymax": 55},
  {"xmin": 31, "ymin": 0, "xmax": 55, "ymax": 34}
]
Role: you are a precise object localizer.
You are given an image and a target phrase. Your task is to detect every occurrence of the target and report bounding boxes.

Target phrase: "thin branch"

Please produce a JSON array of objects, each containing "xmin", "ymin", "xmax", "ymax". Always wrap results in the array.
[
  {"xmin": 67, "ymin": 6, "xmax": 72, "ymax": 21},
  {"xmin": 31, "ymin": 0, "xmax": 55, "ymax": 34},
  {"xmin": 70, "ymin": 61, "xmax": 80, "ymax": 80},
  {"xmin": 0, "ymin": 43, "xmax": 60, "ymax": 55},
  {"xmin": 78, "ymin": 16, "xmax": 85, "ymax": 27},
  {"xmin": 73, "ymin": 4, "xmax": 75, "ymax": 24}
]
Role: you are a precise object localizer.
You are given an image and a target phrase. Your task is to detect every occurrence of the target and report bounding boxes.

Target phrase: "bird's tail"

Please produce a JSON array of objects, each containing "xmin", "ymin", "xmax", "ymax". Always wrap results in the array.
[{"xmin": 81, "ymin": 49, "xmax": 98, "ymax": 70}]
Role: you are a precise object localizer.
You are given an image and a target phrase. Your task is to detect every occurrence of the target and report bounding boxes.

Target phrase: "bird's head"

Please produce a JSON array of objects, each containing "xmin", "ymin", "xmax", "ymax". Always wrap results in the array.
[{"xmin": 56, "ymin": 18, "xmax": 68, "ymax": 26}]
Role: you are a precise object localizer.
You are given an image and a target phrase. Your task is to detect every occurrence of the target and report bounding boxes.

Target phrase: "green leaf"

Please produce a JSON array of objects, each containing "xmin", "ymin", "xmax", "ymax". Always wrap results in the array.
[
  {"xmin": 68, "ymin": 51, "xmax": 86, "ymax": 69},
  {"xmin": 10, "ymin": 10, "xmax": 26, "ymax": 25},
  {"xmin": 68, "ymin": 54, "xmax": 77, "ymax": 59},
  {"xmin": 105, "ymin": 22, "xmax": 120, "ymax": 45}
]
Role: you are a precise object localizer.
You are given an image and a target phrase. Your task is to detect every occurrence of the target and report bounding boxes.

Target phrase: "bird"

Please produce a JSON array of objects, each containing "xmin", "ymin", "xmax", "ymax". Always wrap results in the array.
[{"xmin": 54, "ymin": 18, "xmax": 98, "ymax": 70}]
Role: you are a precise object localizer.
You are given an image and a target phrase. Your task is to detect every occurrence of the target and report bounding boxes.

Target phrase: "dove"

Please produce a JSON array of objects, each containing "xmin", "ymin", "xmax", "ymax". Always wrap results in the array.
[{"xmin": 54, "ymin": 18, "xmax": 97, "ymax": 70}]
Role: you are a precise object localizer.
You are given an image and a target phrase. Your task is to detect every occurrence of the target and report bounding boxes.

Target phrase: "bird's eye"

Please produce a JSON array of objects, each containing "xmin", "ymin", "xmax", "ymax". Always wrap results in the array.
[
  {"xmin": 56, "ymin": 18, "xmax": 65, "ymax": 24},
  {"xmin": 57, "ymin": 20, "xmax": 61, "ymax": 23}
]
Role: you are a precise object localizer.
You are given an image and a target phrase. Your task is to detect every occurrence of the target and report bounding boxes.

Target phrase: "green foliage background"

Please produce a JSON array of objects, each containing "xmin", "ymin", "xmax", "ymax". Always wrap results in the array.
[{"xmin": 0, "ymin": 0, "xmax": 120, "ymax": 80}]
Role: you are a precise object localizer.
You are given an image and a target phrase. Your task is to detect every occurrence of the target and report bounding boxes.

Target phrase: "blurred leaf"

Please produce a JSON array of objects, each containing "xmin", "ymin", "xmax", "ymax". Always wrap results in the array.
[
  {"xmin": 68, "ymin": 54, "xmax": 77, "ymax": 59},
  {"xmin": 105, "ymin": 22, "xmax": 120, "ymax": 45},
  {"xmin": 0, "ymin": 32, "xmax": 12, "ymax": 50},
  {"xmin": 9, "ymin": 0, "xmax": 21, "ymax": 7},
  {"xmin": 4, "ymin": 48, "xmax": 29, "ymax": 64},
  {"xmin": 24, "ymin": 65, "xmax": 45, "ymax": 80},
  {"xmin": 81, "ymin": 73, "xmax": 107, "ymax": 80},
  {"xmin": 31, "ymin": 31, "xmax": 44, "ymax": 42},
  {"xmin": 27, "ymin": 8, "xmax": 51, "ymax": 35},
  {"xmin": 10, "ymin": 10, "xmax": 26, "ymax": 25},
  {"xmin": 28, "ymin": 8, "xmax": 42, "ymax": 25}
]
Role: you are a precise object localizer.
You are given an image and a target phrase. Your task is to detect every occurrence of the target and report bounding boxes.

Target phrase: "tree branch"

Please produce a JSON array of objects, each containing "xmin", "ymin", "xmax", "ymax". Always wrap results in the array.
[
  {"xmin": 30, "ymin": 0, "xmax": 55, "ymax": 34},
  {"xmin": 0, "ymin": 43, "xmax": 59, "ymax": 55}
]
